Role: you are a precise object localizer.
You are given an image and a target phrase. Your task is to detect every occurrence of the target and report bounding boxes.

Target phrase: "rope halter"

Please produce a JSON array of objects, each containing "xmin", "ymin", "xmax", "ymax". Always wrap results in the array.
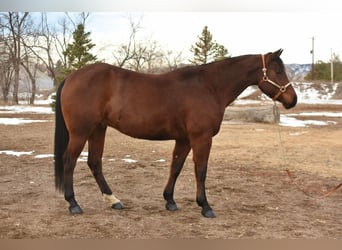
[{"xmin": 260, "ymin": 54, "xmax": 292, "ymax": 101}]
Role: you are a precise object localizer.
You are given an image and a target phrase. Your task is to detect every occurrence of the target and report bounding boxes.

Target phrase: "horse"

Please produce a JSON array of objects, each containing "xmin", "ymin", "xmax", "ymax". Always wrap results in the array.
[{"xmin": 54, "ymin": 49, "xmax": 297, "ymax": 218}]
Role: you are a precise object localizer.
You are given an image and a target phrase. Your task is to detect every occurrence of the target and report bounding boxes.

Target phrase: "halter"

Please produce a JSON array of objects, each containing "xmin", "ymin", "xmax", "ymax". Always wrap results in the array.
[{"xmin": 260, "ymin": 54, "xmax": 292, "ymax": 101}]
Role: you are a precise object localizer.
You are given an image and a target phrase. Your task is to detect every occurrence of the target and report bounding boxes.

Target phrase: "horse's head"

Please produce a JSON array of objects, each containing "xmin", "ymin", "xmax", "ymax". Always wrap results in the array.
[{"xmin": 258, "ymin": 49, "xmax": 297, "ymax": 109}]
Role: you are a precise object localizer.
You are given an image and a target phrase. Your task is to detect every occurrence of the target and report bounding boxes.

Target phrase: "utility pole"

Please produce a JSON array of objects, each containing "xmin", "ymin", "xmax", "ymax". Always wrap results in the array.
[{"xmin": 310, "ymin": 37, "xmax": 315, "ymax": 80}]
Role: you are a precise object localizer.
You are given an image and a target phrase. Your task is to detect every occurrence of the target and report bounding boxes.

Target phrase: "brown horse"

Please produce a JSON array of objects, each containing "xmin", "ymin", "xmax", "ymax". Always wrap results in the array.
[{"xmin": 54, "ymin": 49, "xmax": 297, "ymax": 218}]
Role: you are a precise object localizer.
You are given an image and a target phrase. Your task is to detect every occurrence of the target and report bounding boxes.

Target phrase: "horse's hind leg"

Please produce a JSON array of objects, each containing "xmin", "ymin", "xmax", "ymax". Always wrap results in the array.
[
  {"xmin": 64, "ymin": 135, "xmax": 87, "ymax": 214},
  {"xmin": 163, "ymin": 139, "xmax": 191, "ymax": 211},
  {"xmin": 87, "ymin": 125, "xmax": 123, "ymax": 210}
]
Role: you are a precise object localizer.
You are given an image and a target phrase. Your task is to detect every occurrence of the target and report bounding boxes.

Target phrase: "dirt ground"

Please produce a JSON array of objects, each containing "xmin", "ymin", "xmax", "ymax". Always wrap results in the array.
[{"xmin": 0, "ymin": 104, "xmax": 342, "ymax": 239}]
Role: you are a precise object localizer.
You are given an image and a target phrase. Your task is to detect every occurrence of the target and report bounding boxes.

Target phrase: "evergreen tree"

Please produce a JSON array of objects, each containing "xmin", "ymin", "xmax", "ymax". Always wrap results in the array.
[
  {"xmin": 190, "ymin": 26, "xmax": 229, "ymax": 65},
  {"xmin": 51, "ymin": 24, "xmax": 96, "ymax": 112},
  {"xmin": 63, "ymin": 24, "xmax": 97, "ymax": 71},
  {"xmin": 304, "ymin": 54, "xmax": 342, "ymax": 82}
]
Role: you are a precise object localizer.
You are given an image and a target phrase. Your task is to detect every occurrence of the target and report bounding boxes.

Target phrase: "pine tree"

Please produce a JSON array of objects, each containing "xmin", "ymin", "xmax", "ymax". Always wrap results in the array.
[
  {"xmin": 190, "ymin": 26, "xmax": 229, "ymax": 65},
  {"xmin": 63, "ymin": 24, "xmax": 97, "ymax": 70},
  {"xmin": 51, "ymin": 24, "xmax": 97, "ymax": 112},
  {"xmin": 304, "ymin": 54, "xmax": 342, "ymax": 81}
]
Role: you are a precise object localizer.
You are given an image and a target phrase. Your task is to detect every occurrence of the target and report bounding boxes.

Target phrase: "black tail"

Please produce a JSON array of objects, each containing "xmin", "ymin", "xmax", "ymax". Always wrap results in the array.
[{"xmin": 54, "ymin": 80, "xmax": 68, "ymax": 192}]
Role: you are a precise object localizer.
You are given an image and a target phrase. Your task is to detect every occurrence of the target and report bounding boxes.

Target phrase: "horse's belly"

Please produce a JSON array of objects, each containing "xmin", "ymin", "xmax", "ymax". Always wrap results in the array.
[
  {"xmin": 116, "ymin": 123, "xmax": 174, "ymax": 141},
  {"xmin": 109, "ymin": 113, "xmax": 182, "ymax": 141}
]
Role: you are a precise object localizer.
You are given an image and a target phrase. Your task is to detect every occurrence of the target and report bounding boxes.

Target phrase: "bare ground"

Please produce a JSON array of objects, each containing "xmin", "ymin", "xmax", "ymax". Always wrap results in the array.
[{"xmin": 0, "ymin": 104, "xmax": 342, "ymax": 239}]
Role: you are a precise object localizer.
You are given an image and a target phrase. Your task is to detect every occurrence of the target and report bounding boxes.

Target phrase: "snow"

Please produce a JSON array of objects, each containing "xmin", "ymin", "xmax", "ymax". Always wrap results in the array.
[
  {"xmin": 0, "ymin": 118, "xmax": 48, "ymax": 125},
  {"xmin": 287, "ymin": 112, "xmax": 342, "ymax": 118},
  {"xmin": 292, "ymin": 82, "xmax": 339, "ymax": 104},
  {"xmin": 0, "ymin": 105, "xmax": 53, "ymax": 114},
  {"xmin": 34, "ymin": 154, "xmax": 54, "ymax": 158},
  {"xmin": 280, "ymin": 115, "xmax": 337, "ymax": 127},
  {"xmin": 0, "ymin": 149, "xmax": 164, "ymax": 165},
  {"xmin": 122, "ymin": 158, "xmax": 138, "ymax": 163},
  {"xmin": 32, "ymin": 94, "xmax": 54, "ymax": 105},
  {"xmin": 0, "ymin": 150, "xmax": 34, "ymax": 157},
  {"xmin": 77, "ymin": 152, "xmax": 89, "ymax": 162}
]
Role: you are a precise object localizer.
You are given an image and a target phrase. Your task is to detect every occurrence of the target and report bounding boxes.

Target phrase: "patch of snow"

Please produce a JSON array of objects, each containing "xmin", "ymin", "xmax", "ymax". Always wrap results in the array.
[
  {"xmin": 292, "ymin": 82, "xmax": 341, "ymax": 104},
  {"xmin": 155, "ymin": 159, "xmax": 166, "ymax": 162},
  {"xmin": 122, "ymin": 158, "xmax": 138, "ymax": 163},
  {"xmin": 280, "ymin": 115, "xmax": 337, "ymax": 127},
  {"xmin": 287, "ymin": 112, "xmax": 342, "ymax": 118},
  {"xmin": 0, "ymin": 105, "xmax": 53, "ymax": 114},
  {"xmin": 0, "ymin": 150, "xmax": 35, "ymax": 157},
  {"xmin": 77, "ymin": 152, "xmax": 88, "ymax": 162},
  {"xmin": 0, "ymin": 118, "xmax": 48, "ymax": 125},
  {"xmin": 34, "ymin": 154, "xmax": 54, "ymax": 158},
  {"xmin": 80, "ymin": 152, "xmax": 88, "ymax": 157}
]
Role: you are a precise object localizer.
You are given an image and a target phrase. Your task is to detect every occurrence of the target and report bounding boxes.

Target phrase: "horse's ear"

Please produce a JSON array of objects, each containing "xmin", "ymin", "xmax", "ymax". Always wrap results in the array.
[{"xmin": 274, "ymin": 49, "xmax": 283, "ymax": 57}]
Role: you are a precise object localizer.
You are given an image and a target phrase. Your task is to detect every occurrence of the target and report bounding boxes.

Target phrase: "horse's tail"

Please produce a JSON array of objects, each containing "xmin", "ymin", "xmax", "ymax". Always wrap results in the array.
[{"xmin": 54, "ymin": 79, "xmax": 68, "ymax": 192}]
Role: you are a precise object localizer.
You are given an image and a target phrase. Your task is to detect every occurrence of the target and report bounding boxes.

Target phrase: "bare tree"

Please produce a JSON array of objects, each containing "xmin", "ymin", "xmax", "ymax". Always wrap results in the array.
[
  {"xmin": 112, "ymin": 15, "xmax": 184, "ymax": 73},
  {"xmin": 1, "ymin": 12, "xmax": 30, "ymax": 104},
  {"xmin": 20, "ymin": 45, "xmax": 39, "ymax": 104},
  {"xmin": 21, "ymin": 13, "xmax": 90, "ymax": 87},
  {"xmin": 65, "ymin": 12, "xmax": 90, "ymax": 28},
  {"xmin": 53, "ymin": 15, "xmax": 73, "ymax": 71},
  {"xmin": 129, "ymin": 39, "xmax": 164, "ymax": 72},
  {"xmin": 0, "ymin": 33, "xmax": 14, "ymax": 103},
  {"xmin": 21, "ymin": 13, "xmax": 71, "ymax": 87},
  {"xmin": 20, "ymin": 13, "xmax": 58, "ymax": 87},
  {"xmin": 113, "ymin": 16, "xmax": 142, "ymax": 68},
  {"xmin": 163, "ymin": 50, "xmax": 184, "ymax": 71}
]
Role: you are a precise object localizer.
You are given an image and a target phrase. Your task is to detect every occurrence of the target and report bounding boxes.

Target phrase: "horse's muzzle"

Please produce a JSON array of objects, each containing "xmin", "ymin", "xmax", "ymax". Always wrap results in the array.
[{"xmin": 283, "ymin": 95, "xmax": 297, "ymax": 109}]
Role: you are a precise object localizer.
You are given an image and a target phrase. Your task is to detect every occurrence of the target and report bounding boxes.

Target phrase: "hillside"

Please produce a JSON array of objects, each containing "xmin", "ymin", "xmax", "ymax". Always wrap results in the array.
[{"xmin": 285, "ymin": 64, "xmax": 312, "ymax": 81}]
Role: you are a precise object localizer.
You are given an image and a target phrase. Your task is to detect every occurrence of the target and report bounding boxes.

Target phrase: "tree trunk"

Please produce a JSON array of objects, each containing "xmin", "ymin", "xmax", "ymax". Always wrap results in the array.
[
  {"xmin": 13, "ymin": 58, "xmax": 20, "ymax": 104},
  {"xmin": 30, "ymin": 79, "xmax": 36, "ymax": 104},
  {"xmin": 224, "ymin": 105, "xmax": 280, "ymax": 124},
  {"xmin": 21, "ymin": 62, "xmax": 37, "ymax": 105}
]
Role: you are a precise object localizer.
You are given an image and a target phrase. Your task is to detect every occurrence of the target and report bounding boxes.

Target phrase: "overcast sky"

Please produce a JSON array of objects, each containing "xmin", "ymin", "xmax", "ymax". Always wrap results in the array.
[
  {"xmin": 85, "ymin": 11, "xmax": 342, "ymax": 64},
  {"xmin": 3, "ymin": 0, "xmax": 342, "ymax": 64}
]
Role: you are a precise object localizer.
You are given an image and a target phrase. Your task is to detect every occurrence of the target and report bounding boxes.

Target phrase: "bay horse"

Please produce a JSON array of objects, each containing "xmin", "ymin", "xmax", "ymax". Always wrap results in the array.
[{"xmin": 54, "ymin": 49, "xmax": 297, "ymax": 218}]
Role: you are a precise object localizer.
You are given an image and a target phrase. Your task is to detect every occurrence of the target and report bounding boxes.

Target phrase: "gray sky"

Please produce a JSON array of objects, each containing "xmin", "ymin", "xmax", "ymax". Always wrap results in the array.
[
  {"xmin": 3, "ymin": 0, "xmax": 342, "ymax": 64},
  {"xmin": 86, "ymin": 11, "xmax": 342, "ymax": 64}
]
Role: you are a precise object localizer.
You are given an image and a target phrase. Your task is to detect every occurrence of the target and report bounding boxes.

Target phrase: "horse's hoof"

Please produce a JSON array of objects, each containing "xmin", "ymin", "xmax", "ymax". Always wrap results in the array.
[
  {"xmin": 202, "ymin": 209, "xmax": 216, "ymax": 218},
  {"xmin": 111, "ymin": 201, "xmax": 124, "ymax": 210},
  {"xmin": 69, "ymin": 205, "xmax": 83, "ymax": 214},
  {"xmin": 165, "ymin": 202, "xmax": 178, "ymax": 211}
]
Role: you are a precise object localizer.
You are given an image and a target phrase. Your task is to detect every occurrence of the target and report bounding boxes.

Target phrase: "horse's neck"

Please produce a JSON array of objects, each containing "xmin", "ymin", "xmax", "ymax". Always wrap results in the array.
[{"xmin": 211, "ymin": 55, "xmax": 260, "ymax": 107}]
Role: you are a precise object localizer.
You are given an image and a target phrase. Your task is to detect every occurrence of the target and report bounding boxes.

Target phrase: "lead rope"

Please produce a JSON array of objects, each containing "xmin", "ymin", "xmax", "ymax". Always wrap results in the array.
[{"xmin": 273, "ymin": 101, "xmax": 342, "ymax": 198}]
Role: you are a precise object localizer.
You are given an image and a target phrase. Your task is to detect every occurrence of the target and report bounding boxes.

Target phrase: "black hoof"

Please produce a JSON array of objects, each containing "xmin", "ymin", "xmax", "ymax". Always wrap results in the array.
[
  {"xmin": 111, "ymin": 201, "xmax": 124, "ymax": 210},
  {"xmin": 202, "ymin": 209, "xmax": 216, "ymax": 218},
  {"xmin": 69, "ymin": 205, "xmax": 83, "ymax": 214},
  {"xmin": 165, "ymin": 202, "xmax": 178, "ymax": 211}
]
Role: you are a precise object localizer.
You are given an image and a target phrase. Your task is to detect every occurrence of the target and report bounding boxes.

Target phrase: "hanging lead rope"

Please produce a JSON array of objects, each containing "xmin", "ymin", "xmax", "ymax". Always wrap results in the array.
[{"xmin": 274, "ymin": 101, "xmax": 342, "ymax": 198}]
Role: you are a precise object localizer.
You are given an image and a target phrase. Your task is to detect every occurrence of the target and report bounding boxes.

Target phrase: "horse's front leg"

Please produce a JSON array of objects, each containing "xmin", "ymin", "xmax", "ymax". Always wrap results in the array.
[
  {"xmin": 191, "ymin": 135, "xmax": 215, "ymax": 218},
  {"xmin": 163, "ymin": 139, "xmax": 191, "ymax": 211}
]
